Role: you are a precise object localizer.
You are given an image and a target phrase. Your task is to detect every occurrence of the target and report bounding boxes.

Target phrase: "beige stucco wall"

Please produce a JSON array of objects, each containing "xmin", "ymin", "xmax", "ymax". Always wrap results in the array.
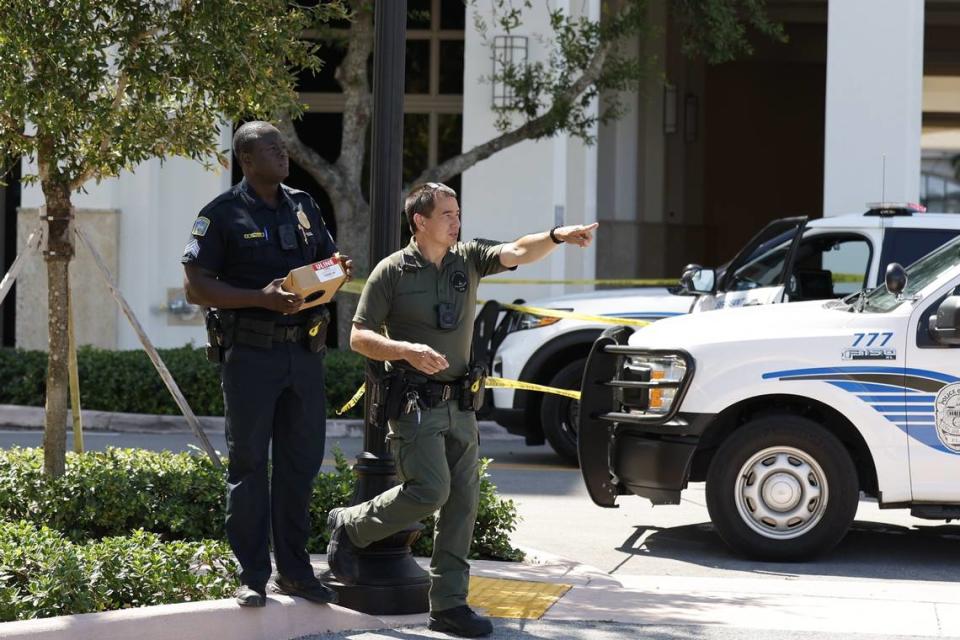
[{"xmin": 16, "ymin": 208, "xmax": 120, "ymax": 351}]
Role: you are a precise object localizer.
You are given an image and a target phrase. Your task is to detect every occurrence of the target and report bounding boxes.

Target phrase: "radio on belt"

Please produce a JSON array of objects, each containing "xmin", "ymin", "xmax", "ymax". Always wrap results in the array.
[{"xmin": 281, "ymin": 255, "xmax": 347, "ymax": 310}]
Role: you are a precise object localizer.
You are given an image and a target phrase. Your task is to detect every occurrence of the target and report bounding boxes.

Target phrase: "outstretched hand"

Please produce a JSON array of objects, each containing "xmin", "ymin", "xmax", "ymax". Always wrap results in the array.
[{"xmin": 554, "ymin": 222, "xmax": 599, "ymax": 247}]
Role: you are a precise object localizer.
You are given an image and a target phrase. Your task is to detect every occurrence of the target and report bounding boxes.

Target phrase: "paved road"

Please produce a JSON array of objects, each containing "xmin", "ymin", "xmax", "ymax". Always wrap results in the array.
[
  {"xmin": 298, "ymin": 621, "xmax": 932, "ymax": 640},
  {"xmin": 3, "ymin": 427, "xmax": 957, "ymax": 587}
]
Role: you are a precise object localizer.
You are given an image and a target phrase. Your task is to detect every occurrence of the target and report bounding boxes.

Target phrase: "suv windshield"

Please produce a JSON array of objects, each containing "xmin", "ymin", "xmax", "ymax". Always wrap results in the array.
[{"xmin": 861, "ymin": 235, "xmax": 960, "ymax": 313}]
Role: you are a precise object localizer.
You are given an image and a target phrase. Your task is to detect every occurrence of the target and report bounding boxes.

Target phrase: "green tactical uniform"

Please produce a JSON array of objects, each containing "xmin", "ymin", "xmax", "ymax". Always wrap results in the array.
[{"xmin": 343, "ymin": 237, "xmax": 510, "ymax": 611}]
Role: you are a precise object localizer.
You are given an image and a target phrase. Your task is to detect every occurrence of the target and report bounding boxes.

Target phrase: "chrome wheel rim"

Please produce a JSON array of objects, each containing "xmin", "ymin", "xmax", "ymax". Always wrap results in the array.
[{"xmin": 734, "ymin": 446, "xmax": 829, "ymax": 540}]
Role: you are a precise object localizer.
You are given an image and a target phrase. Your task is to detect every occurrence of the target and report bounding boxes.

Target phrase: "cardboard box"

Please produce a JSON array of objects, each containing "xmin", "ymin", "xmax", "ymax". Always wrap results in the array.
[{"xmin": 282, "ymin": 256, "xmax": 346, "ymax": 310}]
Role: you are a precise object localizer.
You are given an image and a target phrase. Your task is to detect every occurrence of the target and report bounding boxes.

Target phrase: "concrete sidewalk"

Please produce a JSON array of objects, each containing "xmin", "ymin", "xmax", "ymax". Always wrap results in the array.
[{"xmin": 2, "ymin": 549, "xmax": 959, "ymax": 640}]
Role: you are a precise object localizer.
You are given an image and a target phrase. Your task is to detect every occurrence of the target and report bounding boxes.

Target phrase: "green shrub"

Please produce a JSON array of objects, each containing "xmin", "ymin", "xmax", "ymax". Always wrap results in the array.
[
  {"xmin": 0, "ymin": 448, "xmax": 523, "ymax": 562},
  {"xmin": 0, "ymin": 521, "xmax": 237, "ymax": 622},
  {"xmin": 0, "ymin": 448, "xmax": 225, "ymax": 542},
  {"xmin": 0, "ymin": 346, "xmax": 366, "ymax": 418}
]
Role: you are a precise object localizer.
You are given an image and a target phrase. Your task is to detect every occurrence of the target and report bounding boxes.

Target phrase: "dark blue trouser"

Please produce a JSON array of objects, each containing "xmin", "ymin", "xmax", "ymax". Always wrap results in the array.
[{"xmin": 221, "ymin": 341, "xmax": 326, "ymax": 588}]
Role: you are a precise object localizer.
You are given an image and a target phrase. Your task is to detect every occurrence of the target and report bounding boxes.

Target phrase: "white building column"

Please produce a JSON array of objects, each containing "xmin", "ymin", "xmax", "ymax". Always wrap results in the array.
[
  {"xmin": 823, "ymin": 0, "xmax": 924, "ymax": 215},
  {"xmin": 463, "ymin": 0, "xmax": 600, "ymax": 304}
]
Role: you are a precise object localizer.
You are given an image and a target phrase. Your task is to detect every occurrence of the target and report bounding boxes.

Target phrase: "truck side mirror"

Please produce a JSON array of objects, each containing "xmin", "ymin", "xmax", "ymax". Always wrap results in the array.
[
  {"xmin": 680, "ymin": 264, "xmax": 715, "ymax": 295},
  {"xmin": 928, "ymin": 295, "xmax": 960, "ymax": 345},
  {"xmin": 885, "ymin": 263, "xmax": 907, "ymax": 296}
]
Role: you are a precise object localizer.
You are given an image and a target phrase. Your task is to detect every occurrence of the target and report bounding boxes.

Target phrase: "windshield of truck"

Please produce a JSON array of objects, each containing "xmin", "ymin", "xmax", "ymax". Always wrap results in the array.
[
  {"xmin": 861, "ymin": 235, "xmax": 960, "ymax": 312},
  {"xmin": 719, "ymin": 218, "xmax": 806, "ymax": 291},
  {"xmin": 728, "ymin": 238, "xmax": 791, "ymax": 290}
]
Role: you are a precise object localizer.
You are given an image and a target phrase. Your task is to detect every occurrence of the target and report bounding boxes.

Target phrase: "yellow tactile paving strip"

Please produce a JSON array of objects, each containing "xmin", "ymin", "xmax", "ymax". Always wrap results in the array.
[{"xmin": 466, "ymin": 576, "xmax": 572, "ymax": 619}]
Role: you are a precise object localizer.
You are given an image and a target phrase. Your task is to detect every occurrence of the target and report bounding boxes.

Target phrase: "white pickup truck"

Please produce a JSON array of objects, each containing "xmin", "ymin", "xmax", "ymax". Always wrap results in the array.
[
  {"xmin": 474, "ymin": 205, "xmax": 960, "ymax": 463},
  {"xmin": 578, "ymin": 234, "xmax": 960, "ymax": 560}
]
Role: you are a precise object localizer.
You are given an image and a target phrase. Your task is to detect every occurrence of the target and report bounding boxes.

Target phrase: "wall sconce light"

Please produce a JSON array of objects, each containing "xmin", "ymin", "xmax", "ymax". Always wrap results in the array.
[
  {"xmin": 492, "ymin": 35, "xmax": 528, "ymax": 109},
  {"xmin": 684, "ymin": 93, "xmax": 699, "ymax": 143},
  {"xmin": 663, "ymin": 84, "xmax": 678, "ymax": 134}
]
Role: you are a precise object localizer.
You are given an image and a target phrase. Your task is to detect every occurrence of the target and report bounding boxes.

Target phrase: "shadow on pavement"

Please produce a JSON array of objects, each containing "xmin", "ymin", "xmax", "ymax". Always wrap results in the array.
[{"xmin": 616, "ymin": 519, "xmax": 960, "ymax": 583}]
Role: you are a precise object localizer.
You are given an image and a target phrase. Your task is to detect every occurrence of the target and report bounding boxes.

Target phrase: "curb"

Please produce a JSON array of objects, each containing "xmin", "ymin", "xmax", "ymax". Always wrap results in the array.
[
  {"xmin": 0, "ymin": 552, "xmax": 571, "ymax": 640},
  {"xmin": 0, "ymin": 595, "xmax": 384, "ymax": 640},
  {"xmin": 0, "ymin": 404, "xmax": 521, "ymax": 440}
]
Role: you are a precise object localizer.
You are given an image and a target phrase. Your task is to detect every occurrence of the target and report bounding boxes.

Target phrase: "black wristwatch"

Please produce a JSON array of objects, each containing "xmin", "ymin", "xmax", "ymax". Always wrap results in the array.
[{"xmin": 549, "ymin": 225, "xmax": 564, "ymax": 244}]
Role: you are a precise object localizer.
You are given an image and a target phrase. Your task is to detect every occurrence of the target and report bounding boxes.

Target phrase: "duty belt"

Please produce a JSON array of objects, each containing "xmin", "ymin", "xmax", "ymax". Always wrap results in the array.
[
  {"xmin": 410, "ymin": 379, "xmax": 463, "ymax": 407},
  {"xmin": 272, "ymin": 325, "xmax": 304, "ymax": 342},
  {"xmin": 234, "ymin": 317, "xmax": 306, "ymax": 348}
]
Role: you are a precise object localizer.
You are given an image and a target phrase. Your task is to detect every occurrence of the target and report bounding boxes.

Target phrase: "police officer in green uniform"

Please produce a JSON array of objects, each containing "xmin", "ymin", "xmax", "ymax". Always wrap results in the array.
[
  {"xmin": 182, "ymin": 121, "xmax": 352, "ymax": 608},
  {"xmin": 327, "ymin": 182, "xmax": 597, "ymax": 637}
]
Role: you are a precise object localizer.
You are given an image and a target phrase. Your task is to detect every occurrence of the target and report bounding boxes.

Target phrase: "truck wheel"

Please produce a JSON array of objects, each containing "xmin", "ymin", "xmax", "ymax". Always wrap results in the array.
[
  {"xmin": 705, "ymin": 415, "xmax": 858, "ymax": 561},
  {"xmin": 540, "ymin": 358, "xmax": 585, "ymax": 465}
]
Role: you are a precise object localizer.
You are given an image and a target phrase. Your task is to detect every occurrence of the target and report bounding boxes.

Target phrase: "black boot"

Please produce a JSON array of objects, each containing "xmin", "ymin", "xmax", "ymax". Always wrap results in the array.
[
  {"xmin": 271, "ymin": 575, "xmax": 338, "ymax": 604},
  {"xmin": 234, "ymin": 583, "xmax": 266, "ymax": 608},
  {"xmin": 428, "ymin": 605, "xmax": 494, "ymax": 637},
  {"xmin": 326, "ymin": 507, "xmax": 360, "ymax": 585}
]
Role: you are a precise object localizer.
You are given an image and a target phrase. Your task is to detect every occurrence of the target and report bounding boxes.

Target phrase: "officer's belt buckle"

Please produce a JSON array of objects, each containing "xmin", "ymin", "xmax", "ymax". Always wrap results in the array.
[
  {"xmin": 277, "ymin": 325, "xmax": 300, "ymax": 342},
  {"xmin": 441, "ymin": 384, "xmax": 452, "ymax": 402}
]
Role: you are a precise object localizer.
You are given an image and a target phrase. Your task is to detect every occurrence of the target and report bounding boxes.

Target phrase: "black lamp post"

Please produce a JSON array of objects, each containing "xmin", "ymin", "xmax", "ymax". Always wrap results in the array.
[{"xmin": 324, "ymin": 0, "xmax": 431, "ymax": 615}]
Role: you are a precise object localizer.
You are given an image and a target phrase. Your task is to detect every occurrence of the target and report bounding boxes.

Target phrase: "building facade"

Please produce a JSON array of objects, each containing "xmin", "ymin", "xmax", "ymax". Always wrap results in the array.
[{"xmin": 6, "ymin": 0, "xmax": 960, "ymax": 350}]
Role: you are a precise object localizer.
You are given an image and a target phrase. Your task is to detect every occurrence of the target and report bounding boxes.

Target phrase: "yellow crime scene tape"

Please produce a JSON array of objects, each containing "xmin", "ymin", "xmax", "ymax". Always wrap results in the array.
[
  {"xmin": 340, "ymin": 277, "xmax": 673, "ymax": 293},
  {"xmin": 334, "ymin": 275, "xmax": 657, "ymax": 415},
  {"xmin": 491, "ymin": 302, "xmax": 652, "ymax": 328},
  {"xmin": 476, "ymin": 377, "xmax": 581, "ymax": 400},
  {"xmin": 336, "ymin": 377, "xmax": 580, "ymax": 416},
  {"xmin": 336, "ymin": 382, "xmax": 367, "ymax": 416}
]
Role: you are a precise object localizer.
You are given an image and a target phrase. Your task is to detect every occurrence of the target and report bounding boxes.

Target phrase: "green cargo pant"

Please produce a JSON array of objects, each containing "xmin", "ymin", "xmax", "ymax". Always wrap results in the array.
[{"xmin": 336, "ymin": 400, "xmax": 480, "ymax": 612}]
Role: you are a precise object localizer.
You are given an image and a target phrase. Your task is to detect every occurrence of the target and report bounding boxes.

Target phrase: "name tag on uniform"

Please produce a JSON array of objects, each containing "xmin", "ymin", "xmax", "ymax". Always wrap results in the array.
[{"xmin": 243, "ymin": 231, "xmax": 266, "ymax": 240}]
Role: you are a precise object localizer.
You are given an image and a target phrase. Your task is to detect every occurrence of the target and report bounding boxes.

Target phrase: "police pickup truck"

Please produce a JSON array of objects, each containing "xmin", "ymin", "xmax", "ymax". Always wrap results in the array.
[
  {"xmin": 579, "ymin": 232, "xmax": 960, "ymax": 560},
  {"xmin": 475, "ymin": 205, "xmax": 960, "ymax": 464}
]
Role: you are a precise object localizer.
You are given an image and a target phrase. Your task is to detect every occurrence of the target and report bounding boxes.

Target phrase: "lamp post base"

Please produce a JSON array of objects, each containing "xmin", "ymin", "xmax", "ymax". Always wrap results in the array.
[{"xmin": 329, "ymin": 453, "xmax": 431, "ymax": 615}]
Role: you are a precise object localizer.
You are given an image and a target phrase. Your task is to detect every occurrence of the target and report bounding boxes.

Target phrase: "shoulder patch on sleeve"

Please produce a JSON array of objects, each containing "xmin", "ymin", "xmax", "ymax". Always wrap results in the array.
[{"xmin": 191, "ymin": 216, "xmax": 211, "ymax": 237}]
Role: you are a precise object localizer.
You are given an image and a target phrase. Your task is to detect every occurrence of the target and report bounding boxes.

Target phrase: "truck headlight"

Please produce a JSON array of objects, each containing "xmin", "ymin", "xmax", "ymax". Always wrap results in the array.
[
  {"xmin": 515, "ymin": 309, "xmax": 570, "ymax": 331},
  {"xmin": 619, "ymin": 355, "xmax": 688, "ymax": 415}
]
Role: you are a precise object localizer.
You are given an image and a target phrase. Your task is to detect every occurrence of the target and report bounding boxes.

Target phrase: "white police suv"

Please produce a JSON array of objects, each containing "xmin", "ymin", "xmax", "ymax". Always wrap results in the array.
[
  {"xmin": 579, "ymin": 234, "xmax": 960, "ymax": 560},
  {"xmin": 475, "ymin": 205, "xmax": 960, "ymax": 464}
]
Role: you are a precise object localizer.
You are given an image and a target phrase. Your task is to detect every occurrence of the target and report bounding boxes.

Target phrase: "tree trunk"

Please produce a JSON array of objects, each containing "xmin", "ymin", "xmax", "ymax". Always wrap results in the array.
[
  {"xmin": 41, "ymin": 179, "xmax": 74, "ymax": 477},
  {"xmin": 333, "ymin": 195, "xmax": 370, "ymax": 346}
]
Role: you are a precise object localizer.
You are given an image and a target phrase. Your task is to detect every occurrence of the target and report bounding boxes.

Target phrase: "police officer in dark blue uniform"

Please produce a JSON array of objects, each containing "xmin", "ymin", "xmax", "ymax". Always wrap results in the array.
[{"xmin": 182, "ymin": 121, "xmax": 351, "ymax": 608}]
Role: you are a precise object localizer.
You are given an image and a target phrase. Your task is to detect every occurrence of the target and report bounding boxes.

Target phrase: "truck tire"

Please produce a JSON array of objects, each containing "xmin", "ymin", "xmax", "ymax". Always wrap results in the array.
[
  {"xmin": 540, "ymin": 358, "xmax": 586, "ymax": 465},
  {"xmin": 705, "ymin": 415, "xmax": 858, "ymax": 561}
]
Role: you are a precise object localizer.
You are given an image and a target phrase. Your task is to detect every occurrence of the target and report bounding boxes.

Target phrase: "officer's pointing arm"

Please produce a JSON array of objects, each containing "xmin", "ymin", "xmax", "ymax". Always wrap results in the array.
[{"xmin": 498, "ymin": 222, "xmax": 599, "ymax": 268}]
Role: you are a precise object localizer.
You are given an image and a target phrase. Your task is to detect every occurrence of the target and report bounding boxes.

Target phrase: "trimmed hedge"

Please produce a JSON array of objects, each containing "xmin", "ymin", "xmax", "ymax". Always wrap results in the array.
[
  {"xmin": 0, "ymin": 521, "xmax": 237, "ymax": 622},
  {"xmin": 0, "ymin": 448, "xmax": 523, "ymax": 620},
  {"xmin": 0, "ymin": 346, "xmax": 366, "ymax": 418},
  {"xmin": 0, "ymin": 447, "xmax": 523, "ymax": 560}
]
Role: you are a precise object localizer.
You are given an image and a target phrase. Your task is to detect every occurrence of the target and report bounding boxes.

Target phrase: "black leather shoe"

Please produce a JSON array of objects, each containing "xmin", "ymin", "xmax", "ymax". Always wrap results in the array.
[
  {"xmin": 271, "ymin": 575, "xmax": 338, "ymax": 604},
  {"xmin": 234, "ymin": 584, "xmax": 266, "ymax": 608},
  {"xmin": 326, "ymin": 507, "xmax": 361, "ymax": 585},
  {"xmin": 428, "ymin": 605, "xmax": 493, "ymax": 637}
]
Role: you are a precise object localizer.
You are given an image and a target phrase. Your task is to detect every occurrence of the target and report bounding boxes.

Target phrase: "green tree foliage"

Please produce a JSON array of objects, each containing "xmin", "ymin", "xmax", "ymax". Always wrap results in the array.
[
  {"xmin": 281, "ymin": 0, "xmax": 784, "ymax": 333},
  {"xmin": 0, "ymin": 0, "xmax": 345, "ymax": 476}
]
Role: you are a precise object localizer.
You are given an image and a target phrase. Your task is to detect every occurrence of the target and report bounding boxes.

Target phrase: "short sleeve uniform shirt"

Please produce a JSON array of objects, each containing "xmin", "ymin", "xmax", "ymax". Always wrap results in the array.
[
  {"xmin": 354, "ymin": 238, "xmax": 510, "ymax": 381},
  {"xmin": 181, "ymin": 178, "xmax": 337, "ymax": 316}
]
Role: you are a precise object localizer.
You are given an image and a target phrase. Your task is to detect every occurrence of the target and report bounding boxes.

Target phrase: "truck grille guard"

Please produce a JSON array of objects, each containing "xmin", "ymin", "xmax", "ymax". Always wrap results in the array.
[{"xmin": 576, "ymin": 326, "xmax": 695, "ymax": 507}]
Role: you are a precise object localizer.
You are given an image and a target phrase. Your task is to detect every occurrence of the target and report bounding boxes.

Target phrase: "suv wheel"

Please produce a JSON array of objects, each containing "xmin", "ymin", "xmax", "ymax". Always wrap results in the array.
[
  {"xmin": 540, "ymin": 358, "xmax": 586, "ymax": 465},
  {"xmin": 705, "ymin": 414, "xmax": 859, "ymax": 560}
]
